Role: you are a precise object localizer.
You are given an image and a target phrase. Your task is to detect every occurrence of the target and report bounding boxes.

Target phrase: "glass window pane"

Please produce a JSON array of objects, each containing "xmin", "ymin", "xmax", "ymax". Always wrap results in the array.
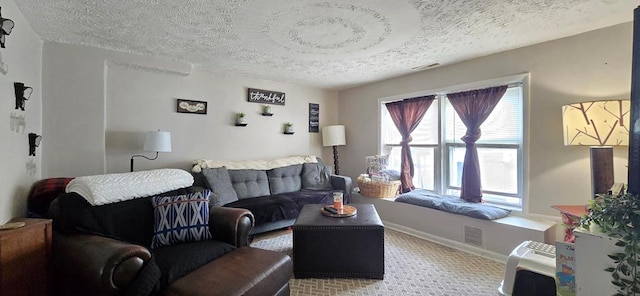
[
  {"xmin": 445, "ymin": 86, "xmax": 522, "ymax": 144},
  {"xmin": 448, "ymin": 146, "xmax": 518, "ymax": 194},
  {"xmin": 410, "ymin": 99, "xmax": 439, "ymax": 145},
  {"xmin": 381, "ymin": 99, "xmax": 439, "ymax": 145},
  {"xmin": 387, "ymin": 146, "xmax": 435, "ymax": 190},
  {"xmin": 382, "ymin": 107, "xmax": 402, "ymax": 144}
]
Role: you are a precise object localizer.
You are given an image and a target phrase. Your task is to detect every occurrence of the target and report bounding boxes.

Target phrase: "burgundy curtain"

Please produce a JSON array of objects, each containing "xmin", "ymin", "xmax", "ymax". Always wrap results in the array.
[
  {"xmin": 447, "ymin": 85, "xmax": 508, "ymax": 202},
  {"xmin": 385, "ymin": 96, "xmax": 435, "ymax": 193}
]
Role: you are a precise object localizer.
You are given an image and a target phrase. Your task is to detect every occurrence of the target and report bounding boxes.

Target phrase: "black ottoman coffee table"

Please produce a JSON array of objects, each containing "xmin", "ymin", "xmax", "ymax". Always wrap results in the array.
[{"xmin": 293, "ymin": 203, "xmax": 384, "ymax": 279}]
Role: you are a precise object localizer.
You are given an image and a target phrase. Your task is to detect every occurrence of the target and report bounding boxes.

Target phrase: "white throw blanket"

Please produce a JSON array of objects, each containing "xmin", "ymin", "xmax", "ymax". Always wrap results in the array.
[
  {"xmin": 191, "ymin": 155, "xmax": 318, "ymax": 172},
  {"xmin": 66, "ymin": 169, "xmax": 194, "ymax": 206}
]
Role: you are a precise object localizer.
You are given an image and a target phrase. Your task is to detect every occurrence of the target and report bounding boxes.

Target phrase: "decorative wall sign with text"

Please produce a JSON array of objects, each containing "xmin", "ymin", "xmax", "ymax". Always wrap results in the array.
[
  {"xmin": 248, "ymin": 88, "xmax": 285, "ymax": 105},
  {"xmin": 309, "ymin": 103, "xmax": 319, "ymax": 133},
  {"xmin": 14, "ymin": 82, "xmax": 33, "ymax": 111},
  {"xmin": 0, "ymin": 7, "xmax": 15, "ymax": 48},
  {"xmin": 176, "ymin": 99, "xmax": 207, "ymax": 114}
]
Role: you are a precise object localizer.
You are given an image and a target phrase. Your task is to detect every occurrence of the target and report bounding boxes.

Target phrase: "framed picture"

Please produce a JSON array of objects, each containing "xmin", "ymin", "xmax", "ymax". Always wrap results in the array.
[{"xmin": 176, "ymin": 99, "xmax": 207, "ymax": 115}]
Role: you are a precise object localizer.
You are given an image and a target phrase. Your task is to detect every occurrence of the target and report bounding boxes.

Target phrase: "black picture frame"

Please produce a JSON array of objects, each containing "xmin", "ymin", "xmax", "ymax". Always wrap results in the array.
[
  {"xmin": 309, "ymin": 103, "xmax": 319, "ymax": 133},
  {"xmin": 176, "ymin": 99, "xmax": 207, "ymax": 115},
  {"xmin": 248, "ymin": 88, "xmax": 285, "ymax": 105}
]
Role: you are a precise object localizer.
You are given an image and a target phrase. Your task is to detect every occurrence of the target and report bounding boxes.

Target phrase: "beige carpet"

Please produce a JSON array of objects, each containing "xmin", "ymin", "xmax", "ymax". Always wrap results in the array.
[{"xmin": 251, "ymin": 228, "xmax": 505, "ymax": 296}]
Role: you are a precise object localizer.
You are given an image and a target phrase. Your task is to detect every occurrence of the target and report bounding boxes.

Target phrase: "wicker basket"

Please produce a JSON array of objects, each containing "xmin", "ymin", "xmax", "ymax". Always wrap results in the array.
[{"xmin": 357, "ymin": 179, "xmax": 401, "ymax": 198}]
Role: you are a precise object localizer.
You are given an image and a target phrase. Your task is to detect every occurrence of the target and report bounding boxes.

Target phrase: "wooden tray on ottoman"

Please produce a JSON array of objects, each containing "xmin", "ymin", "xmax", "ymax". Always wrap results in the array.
[{"xmin": 320, "ymin": 205, "xmax": 357, "ymax": 218}]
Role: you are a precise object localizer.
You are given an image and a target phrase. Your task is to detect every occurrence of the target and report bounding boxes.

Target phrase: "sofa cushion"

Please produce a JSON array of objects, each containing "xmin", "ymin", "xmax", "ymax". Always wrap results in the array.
[
  {"xmin": 301, "ymin": 162, "xmax": 333, "ymax": 190},
  {"xmin": 152, "ymin": 240, "xmax": 236, "ymax": 290},
  {"xmin": 201, "ymin": 167, "xmax": 239, "ymax": 206},
  {"xmin": 267, "ymin": 164, "xmax": 303, "ymax": 194},
  {"xmin": 228, "ymin": 169, "xmax": 270, "ymax": 199},
  {"xmin": 394, "ymin": 189, "xmax": 511, "ymax": 220},
  {"xmin": 151, "ymin": 190, "xmax": 213, "ymax": 249}
]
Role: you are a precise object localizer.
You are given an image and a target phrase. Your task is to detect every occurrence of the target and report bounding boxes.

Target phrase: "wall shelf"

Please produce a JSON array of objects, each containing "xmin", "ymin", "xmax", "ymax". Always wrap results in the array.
[
  {"xmin": 284, "ymin": 131, "xmax": 294, "ymax": 135},
  {"xmin": 261, "ymin": 113, "xmax": 273, "ymax": 116},
  {"xmin": 235, "ymin": 123, "xmax": 248, "ymax": 127}
]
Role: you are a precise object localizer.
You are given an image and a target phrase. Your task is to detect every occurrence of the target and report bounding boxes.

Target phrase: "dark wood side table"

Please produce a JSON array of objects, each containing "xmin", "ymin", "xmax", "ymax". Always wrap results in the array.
[
  {"xmin": 0, "ymin": 218, "xmax": 52, "ymax": 296},
  {"xmin": 551, "ymin": 205, "xmax": 587, "ymax": 243}
]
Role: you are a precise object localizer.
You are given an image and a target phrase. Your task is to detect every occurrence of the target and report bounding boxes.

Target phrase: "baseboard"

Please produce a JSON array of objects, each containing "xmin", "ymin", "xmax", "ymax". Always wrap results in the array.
[{"xmin": 384, "ymin": 221, "xmax": 508, "ymax": 263}]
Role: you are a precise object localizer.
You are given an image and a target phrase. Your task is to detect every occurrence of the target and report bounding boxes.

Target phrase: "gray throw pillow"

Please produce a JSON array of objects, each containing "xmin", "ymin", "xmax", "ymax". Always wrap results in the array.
[
  {"xmin": 201, "ymin": 167, "xmax": 239, "ymax": 205},
  {"xmin": 302, "ymin": 162, "xmax": 333, "ymax": 190},
  {"xmin": 267, "ymin": 164, "xmax": 303, "ymax": 194}
]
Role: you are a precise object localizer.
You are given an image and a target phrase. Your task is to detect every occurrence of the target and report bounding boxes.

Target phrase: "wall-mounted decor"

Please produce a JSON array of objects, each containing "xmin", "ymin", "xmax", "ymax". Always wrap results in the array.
[
  {"xmin": 284, "ymin": 122, "xmax": 294, "ymax": 134},
  {"xmin": 262, "ymin": 105, "xmax": 273, "ymax": 116},
  {"xmin": 14, "ymin": 82, "xmax": 33, "ymax": 111},
  {"xmin": 0, "ymin": 7, "xmax": 15, "ymax": 48},
  {"xmin": 235, "ymin": 112, "xmax": 247, "ymax": 126},
  {"xmin": 9, "ymin": 112, "xmax": 25, "ymax": 133},
  {"xmin": 176, "ymin": 99, "xmax": 207, "ymax": 114},
  {"xmin": 28, "ymin": 133, "xmax": 42, "ymax": 156},
  {"xmin": 248, "ymin": 88, "xmax": 285, "ymax": 105},
  {"xmin": 309, "ymin": 103, "xmax": 319, "ymax": 133}
]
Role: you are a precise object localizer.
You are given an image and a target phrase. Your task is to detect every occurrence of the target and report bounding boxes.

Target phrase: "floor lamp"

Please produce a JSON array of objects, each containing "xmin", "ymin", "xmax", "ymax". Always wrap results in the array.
[
  {"xmin": 562, "ymin": 100, "xmax": 630, "ymax": 197},
  {"xmin": 130, "ymin": 130, "xmax": 172, "ymax": 172},
  {"xmin": 322, "ymin": 125, "xmax": 346, "ymax": 175}
]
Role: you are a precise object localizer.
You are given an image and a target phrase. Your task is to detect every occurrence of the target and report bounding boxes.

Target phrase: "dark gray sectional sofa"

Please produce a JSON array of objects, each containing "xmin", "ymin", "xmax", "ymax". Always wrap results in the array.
[{"xmin": 193, "ymin": 157, "xmax": 352, "ymax": 235}]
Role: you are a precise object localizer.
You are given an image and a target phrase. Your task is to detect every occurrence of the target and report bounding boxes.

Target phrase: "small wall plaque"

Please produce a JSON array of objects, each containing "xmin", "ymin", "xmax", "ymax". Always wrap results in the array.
[
  {"xmin": 177, "ymin": 99, "xmax": 207, "ymax": 114},
  {"xmin": 248, "ymin": 88, "xmax": 285, "ymax": 105}
]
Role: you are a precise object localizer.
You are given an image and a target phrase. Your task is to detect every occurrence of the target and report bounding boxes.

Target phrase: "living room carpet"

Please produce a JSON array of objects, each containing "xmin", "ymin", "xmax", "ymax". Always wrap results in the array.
[{"xmin": 251, "ymin": 228, "xmax": 505, "ymax": 296}]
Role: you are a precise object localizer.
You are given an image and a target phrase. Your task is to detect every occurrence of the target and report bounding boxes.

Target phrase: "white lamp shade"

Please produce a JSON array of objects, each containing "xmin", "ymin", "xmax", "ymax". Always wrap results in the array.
[
  {"xmin": 143, "ymin": 131, "xmax": 172, "ymax": 152},
  {"xmin": 322, "ymin": 125, "xmax": 346, "ymax": 147},
  {"xmin": 562, "ymin": 99, "xmax": 630, "ymax": 146}
]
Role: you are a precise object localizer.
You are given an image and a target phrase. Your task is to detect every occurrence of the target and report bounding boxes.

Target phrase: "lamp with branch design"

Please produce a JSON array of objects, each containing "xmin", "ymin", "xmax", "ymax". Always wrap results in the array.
[{"xmin": 562, "ymin": 99, "xmax": 630, "ymax": 197}]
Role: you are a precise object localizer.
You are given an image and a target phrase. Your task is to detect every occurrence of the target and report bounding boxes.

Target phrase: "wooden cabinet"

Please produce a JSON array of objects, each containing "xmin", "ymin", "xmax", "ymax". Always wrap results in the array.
[{"xmin": 0, "ymin": 218, "xmax": 52, "ymax": 296}]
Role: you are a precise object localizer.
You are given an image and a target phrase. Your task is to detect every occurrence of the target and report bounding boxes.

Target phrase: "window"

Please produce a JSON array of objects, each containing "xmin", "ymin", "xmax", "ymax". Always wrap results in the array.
[{"xmin": 381, "ymin": 83, "xmax": 524, "ymax": 209}]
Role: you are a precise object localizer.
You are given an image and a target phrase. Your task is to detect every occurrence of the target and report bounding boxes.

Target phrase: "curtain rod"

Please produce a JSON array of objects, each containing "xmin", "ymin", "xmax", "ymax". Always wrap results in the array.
[{"xmin": 386, "ymin": 81, "xmax": 523, "ymax": 103}]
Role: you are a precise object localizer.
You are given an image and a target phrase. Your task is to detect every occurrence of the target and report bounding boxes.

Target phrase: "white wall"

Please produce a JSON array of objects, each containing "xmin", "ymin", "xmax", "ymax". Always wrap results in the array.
[
  {"xmin": 0, "ymin": 0, "xmax": 42, "ymax": 223},
  {"xmin": 42, "ymin": 42, "xmax": 339, "ymax": 176},
  {"xmin": 338, "ymin": 23, "xmax": 633, "ymax": 217}
]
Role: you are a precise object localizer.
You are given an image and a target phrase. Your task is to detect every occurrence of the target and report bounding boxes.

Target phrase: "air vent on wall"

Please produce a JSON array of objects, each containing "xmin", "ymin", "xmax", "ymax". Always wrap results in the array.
[
  {"xmin": 411, "ymin": 63, "xmax": 440, "ymax": 71},
  {"xmin": 464, "ymin": 225, "xmax": 483, "ymax": 247}
]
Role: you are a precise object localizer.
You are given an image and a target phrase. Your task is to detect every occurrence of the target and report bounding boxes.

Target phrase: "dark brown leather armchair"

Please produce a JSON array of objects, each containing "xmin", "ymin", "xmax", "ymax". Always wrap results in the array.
[{"xmin": 50, "ymin": 196, "xmax": 292, "ymax": 296}]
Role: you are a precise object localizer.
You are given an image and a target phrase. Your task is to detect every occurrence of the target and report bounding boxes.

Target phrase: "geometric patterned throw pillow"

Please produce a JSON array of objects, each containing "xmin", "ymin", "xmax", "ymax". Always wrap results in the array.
[{"xmin": 151, "ymin": 190, "xmax": 213, "ymax": 249}]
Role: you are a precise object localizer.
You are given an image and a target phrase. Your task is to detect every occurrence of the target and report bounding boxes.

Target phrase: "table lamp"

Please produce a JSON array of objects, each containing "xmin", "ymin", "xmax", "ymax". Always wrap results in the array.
[{"xmin": 562, "ymin": 99, "xmax": 629, "ymax": 197}]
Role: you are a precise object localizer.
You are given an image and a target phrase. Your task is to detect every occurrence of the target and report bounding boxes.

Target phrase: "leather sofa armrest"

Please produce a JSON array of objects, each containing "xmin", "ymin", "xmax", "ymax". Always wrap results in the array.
[
  {"xmin": 52, "ymin": 232, "xmax": 151, "ymax": 295},
  {"xmin": 331, "ymin": 174, "xmax": 353, "ymax": 203},
  {"xmin": 209, "ymin": 207, "xmax": 255, "ymax": 247}
]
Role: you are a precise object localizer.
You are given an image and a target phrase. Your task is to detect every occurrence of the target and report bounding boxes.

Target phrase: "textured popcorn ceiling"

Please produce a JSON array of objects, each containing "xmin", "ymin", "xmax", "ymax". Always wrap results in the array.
[{"xmin": 14, "ymin": 0, "xmax": 637, "ymax": 89}]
